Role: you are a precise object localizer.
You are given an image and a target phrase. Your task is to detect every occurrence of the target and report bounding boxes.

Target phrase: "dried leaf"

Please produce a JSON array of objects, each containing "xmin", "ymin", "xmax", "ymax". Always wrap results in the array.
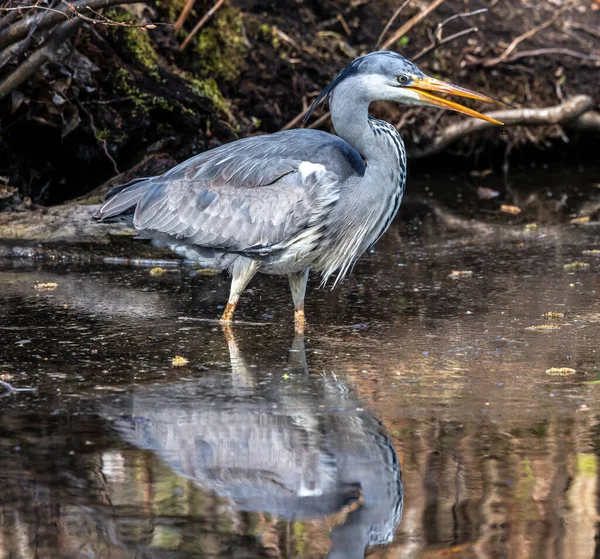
[
  {"xmin": 570, "ymin": 216, "xmax": 591, "ymax": 224},
  {"xmin": 582, "ymin": 250, "xmax": 600, "ymax": 255},
  {"xmin": 61, "ymin": 105, "xmax": 81, "ymax": 139},
  {"xmin": 526, "ymin": 324, "xmax": 560, "ymax": 331},
  {"xmin": 172, "ymin": 355, "xmax": 189, "ymax": 367},
  {"xmin": 449, "ymin": 270, "xmax": 473, "ymax": 279},
  {"xmin": 34, "ymin": 282, "xmax": 58, "ymax": 291},
  {"xmin": 500, "ymin": 204, "xmax": 521, "ymax": 215},
  {"xmin": 543, "ymin": 312, "xmax": 564, "ymax": 318},
  {"xmin": 564, "ymin": 262, "xmax": 590, "ymax": 271},
  {"xmin": 149, "ymin": 267, "xmax": 165, "ymax": 276},
  {"xmin": 525, "ymin": 223, "xmax": 537, "ymax": 231},
  {"xmin": 546, "ymin": 367, "xmax": 576, "ymax": 376}
]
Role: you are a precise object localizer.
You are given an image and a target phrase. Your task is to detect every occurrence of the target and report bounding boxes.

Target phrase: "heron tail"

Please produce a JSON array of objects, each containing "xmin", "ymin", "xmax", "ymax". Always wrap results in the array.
[{"xmin": 92, "ymin": 177, "xmax": 152, "ymax": 222}]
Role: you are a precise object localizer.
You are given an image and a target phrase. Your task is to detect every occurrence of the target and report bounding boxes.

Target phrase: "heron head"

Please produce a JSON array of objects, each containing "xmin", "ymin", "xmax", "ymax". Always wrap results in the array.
[{"xmin": 305, "ymin": 51, "xmax": 504, "ymax": 125}]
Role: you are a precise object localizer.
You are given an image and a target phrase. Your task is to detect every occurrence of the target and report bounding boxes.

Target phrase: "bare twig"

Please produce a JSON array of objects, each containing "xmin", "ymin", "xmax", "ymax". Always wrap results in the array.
[
  {"xmin": 380, "ymin": 0, "xmax": 447, "ymax": 51},
  {"xmin": 179, "ymin": 0, "xmax": 226, "ymax": 52},
  {"xmin": 477, "ymin": 6, "xmax": 570, "ymax": 68},
  {"xmin": 0, "ymin": 18, "xmax": 84, "ymax": 101},
  {"xmin": 413, "ymin": 26, "xmax": 476, "ymax": 61},
  {"xmin": 174, "ymin": 0, "xmax": 196, "ymax": 33},
  {"xmin": 75, "ymin": 98, "xmax": 120, "ymax": 174},
  {"xmin": 0, "ymin": 0, "xmax": 141, "ymax": 50},
  {"xmin": 504, "ymin": 48, "xmax": 600, "ymax": 64},
  {"xmin": 568, "ymin": 22, "xmax": 600, "ymax": 40},
  {"xmin": 337, "ymin": 13, "xmax": 351, "ymax": 36},
  {"xmin": 409, "ymin": 95, "xmax": 594, "ymax": 159},
  {"xmin": 376, "ymin": 0, "xmax": 411, "ymax": 49}
]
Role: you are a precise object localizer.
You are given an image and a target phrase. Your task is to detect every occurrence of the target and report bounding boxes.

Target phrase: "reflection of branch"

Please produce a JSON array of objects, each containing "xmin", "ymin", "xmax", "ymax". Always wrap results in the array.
[
  {"xmin": 0, "ymin": 0, "xmax": 141, "ymax": 50},
  {"xmin": 409, "ymin": 95, "xmax": 594, "ymax": 159},
  {"xmin": 477, "ymin": 6, "xmax": 570, "ymax": 67},
  {"xmin": 0, "ymin": 18, "xmax": 84, "ymax": 101},
  {"xmin": 380, "ymin": 0, "xmax": 447, "ymax": 51}
]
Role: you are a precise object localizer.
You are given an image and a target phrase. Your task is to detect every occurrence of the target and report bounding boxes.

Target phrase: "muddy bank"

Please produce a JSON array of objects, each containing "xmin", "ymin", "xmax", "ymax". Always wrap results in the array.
[{"xmin": 0, "ymin": 0, "xmax": 598, "ymax": 208}]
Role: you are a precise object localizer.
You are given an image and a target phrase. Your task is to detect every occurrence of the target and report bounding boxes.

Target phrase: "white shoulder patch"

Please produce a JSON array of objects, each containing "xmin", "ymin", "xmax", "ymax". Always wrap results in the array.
[{"xmin": 298, "ymin": 161, "xmax": 326, "ymax": 179}]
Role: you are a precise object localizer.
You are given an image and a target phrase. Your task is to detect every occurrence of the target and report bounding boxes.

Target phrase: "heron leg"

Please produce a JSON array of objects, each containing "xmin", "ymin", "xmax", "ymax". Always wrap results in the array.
[
  {"xmin": 288, "ymin": 269, "xmax": 309, "ymax": 335},
  {"xmin": 221, "ymin": 258, "xmax": 259, "ymax": 322}
]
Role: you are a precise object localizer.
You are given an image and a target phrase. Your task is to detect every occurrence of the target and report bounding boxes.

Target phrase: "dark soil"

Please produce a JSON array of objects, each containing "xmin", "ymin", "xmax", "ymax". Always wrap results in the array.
[{"xmin": 0, "ymin": 0, "xmax": 598, "ymax": 208}]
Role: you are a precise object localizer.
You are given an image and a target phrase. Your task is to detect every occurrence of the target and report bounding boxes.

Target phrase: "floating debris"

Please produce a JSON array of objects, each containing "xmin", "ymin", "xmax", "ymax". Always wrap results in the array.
[
  {"xmin": 171, "ymin": 355, "xmax": 189, "ymax": 367},
  {"xmin": 545, "ymin": 367, "xmax": 576, "ymax": 376},
  {"xmin": 149, "ymin": 267, "xmax": 165, "ymax": 276},
  {"xmin": 449, "ymin": 270, "xmax": 473, "ymax": 279},
  {"xmin": 525, "ymin": 223, "xmax": 537, "ymax": 231},
  {"xmin": 34, "ymin": 282, "xmax": 58, "ymax": 291},
  {"xmin": 543, "ymin": 312, "xmax": 565, "ymax": 319},
  {"xmin": 526, "ymin": 325, "xmax": 560, "ymax": 331},
  {"xmin": 564, "ymin": 262, "xmax": 590, "ymax": 271},
  {"xmin": 500, "ymin": 204, "xmax": 521, "ymax": 215},
  {"xmin": 570, "ymin": 216, "xmax": 591, "ymax": 224},
  {"xmin": 477, "ymin": 187, "xmax": 499, "ymax": 200},
  {"xmin": 194, "ymin": 268, "xmax": 219, "ymax": 276},
  {"xmin": 582, "ymin": 250, "xmax": 600, "ymax": 255}
]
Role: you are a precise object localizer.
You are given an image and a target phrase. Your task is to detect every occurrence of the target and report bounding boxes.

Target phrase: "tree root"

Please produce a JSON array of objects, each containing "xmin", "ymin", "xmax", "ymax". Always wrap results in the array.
[{"xmin": 409, "ymin": 95, "xmax": 596, "ymax": 159}]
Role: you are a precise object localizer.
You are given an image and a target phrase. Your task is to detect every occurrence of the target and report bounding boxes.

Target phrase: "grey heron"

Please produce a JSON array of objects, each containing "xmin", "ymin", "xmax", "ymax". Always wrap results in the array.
[{"xmin": 93, "ymin": 51, "xmax": 502, "ymax": 332}]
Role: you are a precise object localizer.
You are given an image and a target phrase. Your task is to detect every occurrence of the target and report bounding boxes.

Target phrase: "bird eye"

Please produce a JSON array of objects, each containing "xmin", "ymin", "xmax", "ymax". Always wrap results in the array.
[{"xmin": 398, "ymin": 75, "xmax": 409, "ymax": 84}]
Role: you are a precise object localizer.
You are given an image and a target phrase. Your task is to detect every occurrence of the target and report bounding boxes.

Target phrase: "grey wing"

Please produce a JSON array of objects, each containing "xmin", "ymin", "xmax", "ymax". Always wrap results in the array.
[{"xmin": 94, "ymin": 129, "xmax": 365, "ymax": 253}]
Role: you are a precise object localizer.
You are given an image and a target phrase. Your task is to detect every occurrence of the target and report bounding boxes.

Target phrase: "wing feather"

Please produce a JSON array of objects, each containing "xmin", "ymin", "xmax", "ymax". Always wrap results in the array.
[{"xmin": 94, "ymin": 129, "xmax": 366, "ymax": 253}]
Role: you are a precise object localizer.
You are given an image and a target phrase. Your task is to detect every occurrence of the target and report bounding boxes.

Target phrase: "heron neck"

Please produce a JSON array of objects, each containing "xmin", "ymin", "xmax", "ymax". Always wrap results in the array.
[{"xmin": 329, "ymin": 91, "xmax": 390, "ymax": 165}]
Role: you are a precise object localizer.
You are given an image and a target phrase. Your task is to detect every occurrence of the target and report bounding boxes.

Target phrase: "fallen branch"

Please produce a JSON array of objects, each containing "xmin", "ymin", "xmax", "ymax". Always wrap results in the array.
[
  {"xmin": 0, "ymin": 18, "xmax": 84, "ymax": 101},
  {"xmin": 380, "ymin": 0, "xmax": 447, "ymax": 51},
  {"xmin": 408, "ymin": 95, "xmax": 594, "ymax": 159},
  {"xmin": 0, "ymin": 0, "xmax": 141, "ymax": 51},
  {"xmin": 179, "ymin": 0, "xmax": 226, "ymax": 52}
]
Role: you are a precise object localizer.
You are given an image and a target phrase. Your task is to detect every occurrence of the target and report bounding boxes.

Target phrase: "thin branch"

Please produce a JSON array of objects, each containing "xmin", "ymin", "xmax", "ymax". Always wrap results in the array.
[
  {"xmin": 0, "ymin": 17, "xmax": 84, "ymax": 101},
  {"xmin": 409, "ymin": 95, "xmax": 594, "ymax": 159},
  {"xmin": 179, "ymin": 0, "xmax": 226, "ymax": 52},
  {"xmin": 413, "ymin": 26, "xmax": 476, "ymax": 61},
  {"xmin": 174, "ymin": 0, "xmax": 196, "ymax": 33},
  {"xmin": 504, "ymin": 47, "xmax": 600, "ymax": 64},
  {"xmin": 477, "ymin": 6, "xmax": 570, "ymax": 67},
  {"xmin": 0, "ymin": 0, "xmax": 141, "ymax": 51},
  {"xmin": 380, "ymin": 0, "xmax": 447, "ymax": 51},
  {"xmin": 375, "ymin": 0, "xmax": 411, "ymax": 49},
  {"xmin": 434, "ymin": 7, "xmax": 486, "ymax": 41},
  {"xmin": 568, "ymin": 22, "xmax": 600, "ymax": 40}
]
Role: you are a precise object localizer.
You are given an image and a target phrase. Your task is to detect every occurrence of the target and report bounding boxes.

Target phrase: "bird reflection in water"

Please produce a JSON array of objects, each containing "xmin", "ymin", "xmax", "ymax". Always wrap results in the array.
[{"xmin": 105, "ymin": 328, "xmax": 404, "ymax": 559}]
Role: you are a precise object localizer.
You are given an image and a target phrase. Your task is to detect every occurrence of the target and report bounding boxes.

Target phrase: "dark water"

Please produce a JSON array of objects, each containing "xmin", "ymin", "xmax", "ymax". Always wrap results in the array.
[{"xmin": 1, "ymin": 223, "xmax": 600, "ymax": 558}]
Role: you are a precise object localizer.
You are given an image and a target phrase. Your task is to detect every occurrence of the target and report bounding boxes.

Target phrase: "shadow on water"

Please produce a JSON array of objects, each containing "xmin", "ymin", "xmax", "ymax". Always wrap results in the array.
[{"xmin": 1, "ymin": 222, "xmax": 600, "ymax": 557}]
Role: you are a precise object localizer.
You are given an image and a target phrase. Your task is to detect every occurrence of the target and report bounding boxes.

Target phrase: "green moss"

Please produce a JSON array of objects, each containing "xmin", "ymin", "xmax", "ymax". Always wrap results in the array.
[
  {"xmin": 187, "ymin": 75, "xmax": 231, "ymax": 118},
  {"xmin": 114, "ymin": 68, "xmax": 174, "ymax": 115},
  {"xmin": 193, "ymin": 7, "xmax": 247, "ymax": 82},
  {"xmin": 105, "ymin": 8, "xmax": 159, "ymax": 78},
  {"xmin": 258, "ymin": 23, "xmax": 280, "ymax": 48}
]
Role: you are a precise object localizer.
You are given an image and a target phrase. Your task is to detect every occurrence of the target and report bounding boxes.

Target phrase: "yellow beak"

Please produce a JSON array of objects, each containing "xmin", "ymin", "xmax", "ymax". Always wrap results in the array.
[{"xmin": 407, "ymin": 76, "xmax": 506, "ymax": 125}]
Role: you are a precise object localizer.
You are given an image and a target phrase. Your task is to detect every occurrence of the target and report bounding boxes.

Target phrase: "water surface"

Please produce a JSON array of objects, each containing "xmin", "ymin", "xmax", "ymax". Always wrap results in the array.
[{"xmin": 1, "ymin": 222, "xmax": 600, "ymax": 558}]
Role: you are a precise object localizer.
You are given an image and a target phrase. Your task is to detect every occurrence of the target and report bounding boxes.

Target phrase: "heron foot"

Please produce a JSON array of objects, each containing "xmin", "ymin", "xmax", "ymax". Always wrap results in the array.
[
  {"xmin": 221, "ymin": 301, "xmax": 237, "ymax": 323},
  {"xmin": 294, "ymin": 305, "xmax": 306, "ymax": 336}
]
